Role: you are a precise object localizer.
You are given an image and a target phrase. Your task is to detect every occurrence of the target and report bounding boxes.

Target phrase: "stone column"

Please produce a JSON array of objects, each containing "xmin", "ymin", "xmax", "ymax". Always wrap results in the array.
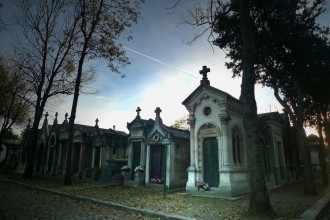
[
  {"xmin": 57, "ymin": 144, "xmax": 62, "ymax": 170},
  {"xmin": 78, "ymin": 144, "xmax": 85, "ymax": 174},
  {"xmin": 99, "ymin": 146, "xmax": 103, "ymax": 166},
  {"xmin": 188, "ymin": 116, "xmax": 196, "ymax": 168},
  {"xmin": 141, "ymin": 140, "xmax": 146, "ymax": 166},
  {"xmin": 145, "ymin": 144, "xmax": 150, "ymax": 184},
  {"xmin": 127, "ymin": 139, "xmax": 133, "ymax": 170},
  {"xmin": 220, "ymin": 114, "xmax": 231, "ymax": 167},
  {"xmin": 186, "ymin": 110, "xmax": 197, "ymax": 191},
  {"xmin": 92, "ymin": 147, "xmax": 95, "ymax": 168},
  {"xmin": 166, "ymin": 144, "xmax": 170, "ymax": 187}
]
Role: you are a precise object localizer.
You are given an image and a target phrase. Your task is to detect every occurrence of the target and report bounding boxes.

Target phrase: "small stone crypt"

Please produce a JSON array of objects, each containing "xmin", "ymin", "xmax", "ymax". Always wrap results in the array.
[{"xmin": 126, "ymin": 107, "xmax": 190, "ymax": 189}]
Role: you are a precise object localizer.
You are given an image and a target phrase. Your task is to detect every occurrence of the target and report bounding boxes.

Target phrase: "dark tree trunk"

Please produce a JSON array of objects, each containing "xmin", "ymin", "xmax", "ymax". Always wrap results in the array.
[
  {"xmin": 317, "ymin": 111, "xmax": 329, "ymax": 186},
  {"xmin": 63, "ymin": 51, "xmax": 87, "ymax": 186},
  {"xmin": 274, "ymin": 84, "xmax": 317, "ymax": 195},
  {"xmin": 63, "ymin": 71, "xmax": 81, "ymax": 186},
  {"xmin": 322, "ymin": 108, "xmax": 330, "ymax": 145},
  {"xmin": 296, "ymin": 125, "xmax": 317, "ymax": 194},
  {"xmin": 23, "ymin": 109, "xmax": 43, "ymax": 178},
  {"xmin": 233, "ymin": 0, "xmax": 274, "ymax": 215}
]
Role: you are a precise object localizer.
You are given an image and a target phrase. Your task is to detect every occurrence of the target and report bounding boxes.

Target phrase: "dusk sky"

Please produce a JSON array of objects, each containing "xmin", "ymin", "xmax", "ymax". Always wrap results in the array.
[{"xmin": 1, "ymin": 0, "xmax": 329, "ymax": 134}]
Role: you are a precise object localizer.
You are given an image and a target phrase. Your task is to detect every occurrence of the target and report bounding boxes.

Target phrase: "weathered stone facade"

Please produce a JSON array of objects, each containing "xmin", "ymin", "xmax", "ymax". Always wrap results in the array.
[
  {"xmin": 17, "ymin": 112, "xmax": 128, "ymax": 178},
  {"xmin": 126, "ymin": 107, "xmax": 190, "ymax": 189},
  {"xmin": 183, "ymin": 66, "xmax": 297, "ymax": 197}
]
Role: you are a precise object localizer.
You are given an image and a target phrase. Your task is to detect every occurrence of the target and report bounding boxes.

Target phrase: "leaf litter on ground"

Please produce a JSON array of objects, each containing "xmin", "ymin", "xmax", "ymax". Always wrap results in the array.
[{"xmin": 2, "ymin": 173, "xmax": 330, "ymax": 220}]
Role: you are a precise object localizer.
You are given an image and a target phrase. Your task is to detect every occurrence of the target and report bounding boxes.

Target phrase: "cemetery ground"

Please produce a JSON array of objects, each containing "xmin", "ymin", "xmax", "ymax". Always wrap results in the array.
[{"xmin": 0, "ymin": 173, "xmax": 330, "ymax": 220}]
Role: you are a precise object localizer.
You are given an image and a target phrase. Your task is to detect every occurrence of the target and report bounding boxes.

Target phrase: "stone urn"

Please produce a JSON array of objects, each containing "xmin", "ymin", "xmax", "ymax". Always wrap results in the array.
[
  {"xmin": 134, "ymin": 171, "xmax": 145, "ymax": 186},
  {"xmin": 121, "ymin": 171, "xmax": 131, "ymax": 181}
]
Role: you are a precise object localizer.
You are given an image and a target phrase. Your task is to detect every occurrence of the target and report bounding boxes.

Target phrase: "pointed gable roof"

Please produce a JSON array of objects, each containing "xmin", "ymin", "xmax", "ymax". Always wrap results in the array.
[{"xmin": 182, "ymin": 84, "xmax": 242, "ymax": 108}]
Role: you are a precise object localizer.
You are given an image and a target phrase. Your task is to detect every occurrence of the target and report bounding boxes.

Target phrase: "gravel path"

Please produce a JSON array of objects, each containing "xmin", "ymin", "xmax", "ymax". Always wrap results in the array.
[{"xmin": 0, "ymin": 181, "xmax": 154, "ymax": 220}]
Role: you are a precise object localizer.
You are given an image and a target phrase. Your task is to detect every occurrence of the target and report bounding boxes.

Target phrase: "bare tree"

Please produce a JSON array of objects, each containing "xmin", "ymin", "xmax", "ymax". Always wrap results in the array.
[
  {"xmin": 63, "ymin": 0, "xmax": 144, "ymax": 185},
  {"xmin": 11, "ymin": 0, "xmax": 86, "ymax": 178}
]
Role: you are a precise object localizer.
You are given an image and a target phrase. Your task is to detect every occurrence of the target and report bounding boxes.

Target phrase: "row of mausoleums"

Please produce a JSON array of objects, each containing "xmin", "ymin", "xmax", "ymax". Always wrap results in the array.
[
  {"xmin": 18, "ymin": 113, "xmax": 128, "ymax": 178},
  {"xmin": 17, "ymin": 66, "xmax": 318, "ymax": 197}
]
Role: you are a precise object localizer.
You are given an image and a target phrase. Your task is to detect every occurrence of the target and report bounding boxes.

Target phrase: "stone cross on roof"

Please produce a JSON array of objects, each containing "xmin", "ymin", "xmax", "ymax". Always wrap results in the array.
[
  {"xmin": 95, "ymin": 118, "xmax": 99, "ymax": 127},
  {"xmin": 65, "ymin": 113, "xmax": 68, "ymax": 121},
  {"xmin": 45, "ymin": 112, "xmax": 49, "ymax": 119},
  {"xmin": 154, "ymin": 107, "xmax": 163, "ymax": 124},
  {"xmin": 53, "ymin": 112, "xmax": 58, "ymax": 125},
  {"xmin": 136, "ymin": 107, "xmax": 141, "ymax": 118},
  {"xmin": 155, "ymin": 107, "xmax": 161, "ymax": 117},
  {"xmin": 200, "ymin": 65, "xmax": 210, "ymax": 86}
]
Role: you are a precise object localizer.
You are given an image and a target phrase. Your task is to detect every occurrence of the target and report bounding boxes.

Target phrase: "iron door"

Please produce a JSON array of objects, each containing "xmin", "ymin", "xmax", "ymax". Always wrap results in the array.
[
  {"xmin": 203, "ymin": 137, "xmax": 219, "ymax": 187},
  {"xmin": 150, "ymin": 145, "xmax": 165, "ymax": 180},
  {"xmin": 132, "ymin": 141, "xmax": 141, "ymax": 179}
]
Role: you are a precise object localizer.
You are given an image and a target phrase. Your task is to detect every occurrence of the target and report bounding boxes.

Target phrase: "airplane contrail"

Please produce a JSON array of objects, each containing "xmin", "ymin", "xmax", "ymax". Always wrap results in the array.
[{"xmin": 124, "ymin": 46, "xmax": 199, "ymax": 79}]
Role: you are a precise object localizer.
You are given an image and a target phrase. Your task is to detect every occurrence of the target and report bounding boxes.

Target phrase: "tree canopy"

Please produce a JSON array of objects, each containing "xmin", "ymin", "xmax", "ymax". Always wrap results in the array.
[{"xmin": 0, "ymin": 57, "xmax": 30, "ymax": 149}]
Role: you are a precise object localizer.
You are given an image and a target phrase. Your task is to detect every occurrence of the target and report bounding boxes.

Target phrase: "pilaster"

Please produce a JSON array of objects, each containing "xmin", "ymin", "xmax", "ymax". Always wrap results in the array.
[
  {"xmin": 145, "ymin": 144, "xmax": 150, "ymax": 184},
  {"xmin": 219, "ymin": 113, "xmax": 231, "ymax": 167}
]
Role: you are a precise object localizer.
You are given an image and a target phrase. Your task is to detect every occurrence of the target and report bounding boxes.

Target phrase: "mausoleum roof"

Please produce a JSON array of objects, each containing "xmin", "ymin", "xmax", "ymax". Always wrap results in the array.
[
  {"xmin": 182, "ymin": 84, "xmax": 241, "ymax": 107},
  {"xmin": 163, "ymin": 125, "xmax": 190, "ymax": 139}
]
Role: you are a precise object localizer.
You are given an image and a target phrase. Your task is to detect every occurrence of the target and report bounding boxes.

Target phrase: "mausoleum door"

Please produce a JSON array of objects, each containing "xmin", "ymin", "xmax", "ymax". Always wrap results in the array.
[
  {"xmin": 132, "ymin": 141, "xmax": 141, "ymax": 179},
  {"xmin": 47, "ymin": 147, "xmax": 55, "ymax": 173},
  {"xmin": 36, "ymin": 144, "xmax": 44, "ymax": 172},
  {"xmin": 93, "ymin": 146, "xmax": 101, "ymax": 168},
  {"xmin": 203, "ymin": 137, "xmax": 219, "ymax": 187},
  {"xmin": 73, "ymin": 143, "xmax": 81, "ymax": 172},
  {"xmin": 150, "ymin": 145, "xmax": 166, "ymax": 181}
]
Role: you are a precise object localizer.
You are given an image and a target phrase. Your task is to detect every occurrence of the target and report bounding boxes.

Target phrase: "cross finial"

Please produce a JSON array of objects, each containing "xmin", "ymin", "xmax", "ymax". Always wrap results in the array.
[
  {"xmin": 113, "ymin": 125, "xmax": 116, "ymax": 130},
  {"xmin": 65, "ymin": 113, "xmax": 68, "ymax": 120},
  {"xmin": 45, "ymin": 112, "xmax": 48, "ymax": 119},
  {"xmin": 136, "ymin": 107, "xmax": 141, "ymax": 117},
  {"xmin": 155, "ymin": 107, "xmax": 161, "ymax": 116},
  {"xmin": 27, "ymin": 118, "xmax": 31, "ymax": 128},
  {"xmin": 95, "ymin": 118, "xmax": 99, "ymax": 127},
  {"xmin": 55, "ymin": 112, "xmax": 58, "ymax": 118},
  {"xmin": 199, "ymin": 65, "xmax": 210, "ymax": 86},
  {"xmin": 155, "ymin": 107, "xmax": 163, "ymax": 124}
]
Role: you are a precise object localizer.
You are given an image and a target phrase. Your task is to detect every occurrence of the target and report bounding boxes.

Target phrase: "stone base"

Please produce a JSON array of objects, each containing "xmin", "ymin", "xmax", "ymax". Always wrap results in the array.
[
  {"xmin": 134, "ymin": 172, "xmax": 145, "ymax": 186},
  {"xmin": 185, "ymin": 165, "xmax": 196, "ymax": 191}
]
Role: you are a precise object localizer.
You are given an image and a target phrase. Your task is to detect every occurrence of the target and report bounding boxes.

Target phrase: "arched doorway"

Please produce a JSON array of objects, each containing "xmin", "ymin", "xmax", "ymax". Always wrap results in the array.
[{"xmin": 203, "ymin": 137, "xmax": 219, "ymax": 187}]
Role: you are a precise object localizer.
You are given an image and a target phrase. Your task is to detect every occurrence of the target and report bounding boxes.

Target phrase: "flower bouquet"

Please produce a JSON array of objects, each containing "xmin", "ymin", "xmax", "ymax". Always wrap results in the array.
[
  {"xmin": 121, "ymin": 165, "xmax": 130, "ymax": 172},
  {"xmin": 195, "ymin": 181, "xmax": 209, "ymax": 191},
  {"xmin": 134, "ymin": 165, "xmax": 145, "ymax": 172}
]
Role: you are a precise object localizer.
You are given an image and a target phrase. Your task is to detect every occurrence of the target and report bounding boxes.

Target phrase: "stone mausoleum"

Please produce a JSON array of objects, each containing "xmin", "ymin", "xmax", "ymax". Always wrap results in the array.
[
  {"xmin": 183, "ymin": 66, "xmax": 294, "ymax": 197},
  {"xmin": 126, "ymin": 107, "xmax": 190, "ymax": 188}
]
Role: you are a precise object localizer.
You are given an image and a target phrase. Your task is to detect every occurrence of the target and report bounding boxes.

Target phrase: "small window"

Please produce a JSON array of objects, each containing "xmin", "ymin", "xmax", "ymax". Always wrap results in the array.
[{"xmin": 203, "ymin": 106, "xmax": 211, "ymax": 116}]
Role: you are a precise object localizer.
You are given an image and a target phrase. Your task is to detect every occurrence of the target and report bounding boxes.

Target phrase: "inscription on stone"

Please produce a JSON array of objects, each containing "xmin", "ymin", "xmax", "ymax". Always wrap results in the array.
[
  {"xmin": 202, "ymin": 127, "xmax": 217, "ymax": 137},
  {"xmin": 131, "ymin": 131, "xmax": 143, "ymax": 137}
]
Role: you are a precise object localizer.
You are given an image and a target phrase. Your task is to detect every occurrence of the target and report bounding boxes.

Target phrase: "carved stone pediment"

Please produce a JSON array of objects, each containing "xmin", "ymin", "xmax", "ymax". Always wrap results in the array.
[{"xmin": 147, "ymin": 130, "xmax": 164, "ymax": 144}]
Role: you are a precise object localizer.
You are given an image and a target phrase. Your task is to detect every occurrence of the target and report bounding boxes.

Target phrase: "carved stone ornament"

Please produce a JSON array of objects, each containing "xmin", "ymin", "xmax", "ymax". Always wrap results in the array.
[
  {"xmin": 153, "ymin": 133, "xmax": 160, "ymax": 142},
  {"xmin": 220, "ymin": 115, "xmax": 231, "ymax": 124}
]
